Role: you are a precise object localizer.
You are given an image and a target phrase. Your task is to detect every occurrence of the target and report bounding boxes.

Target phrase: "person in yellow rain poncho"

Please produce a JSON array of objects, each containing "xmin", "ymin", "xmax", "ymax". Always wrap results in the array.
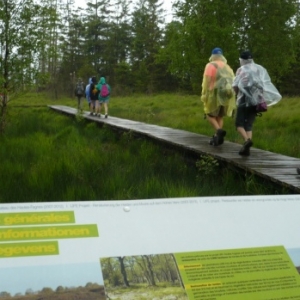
[{"xmin": 201, "ymin": 48, "xmax": 236, "ymax": 146}]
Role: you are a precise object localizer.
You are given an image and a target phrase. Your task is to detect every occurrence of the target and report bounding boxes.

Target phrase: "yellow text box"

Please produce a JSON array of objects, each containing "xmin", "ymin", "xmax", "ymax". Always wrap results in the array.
[
  {"xmin": 0, "ymin": 211, "xmax": 75, "ymax": 226},
  {"xmin": 0, "ymin": 224, "xmax": 99, "ymax": 242},
  {"xmin": 0, "ymin": 241, "xmax": 59, "ymax": 258}
]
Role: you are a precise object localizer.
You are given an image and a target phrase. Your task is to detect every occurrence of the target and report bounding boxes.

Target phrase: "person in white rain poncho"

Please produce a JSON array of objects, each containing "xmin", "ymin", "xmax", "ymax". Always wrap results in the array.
[{"xmin": 232, "ymin": 50, "xmax": 282, "ymax": 156}]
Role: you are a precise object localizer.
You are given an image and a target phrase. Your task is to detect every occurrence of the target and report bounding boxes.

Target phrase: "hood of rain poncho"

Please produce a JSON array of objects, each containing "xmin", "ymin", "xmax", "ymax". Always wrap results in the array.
[
  {"xmin": 96, "ymin": 77, "xmax": 111, "ymax": 99},
  {"xmin": 98, "ymin": 77, "xmax": 106, "ymax": 85},
  {"xmin": 88, "ymin": 77, "xmax": 93, "ymax": 84},
  {"xmin": 233, "ymin": 60, "xmax": 282, "ymax": 107},
  {"xmin": 209, "ymin": 54, "xmax": 227, "ymax": 64},
  {"xmin": 200, "ymin": 55, "xmax": 236, "ymax": 117}
]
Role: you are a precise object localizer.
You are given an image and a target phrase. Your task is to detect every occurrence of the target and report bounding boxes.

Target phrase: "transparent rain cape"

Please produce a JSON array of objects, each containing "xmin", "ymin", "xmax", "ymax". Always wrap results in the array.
[{"xmin": 233, "ymin": 61, "xmax": 282, "ymax": 107}]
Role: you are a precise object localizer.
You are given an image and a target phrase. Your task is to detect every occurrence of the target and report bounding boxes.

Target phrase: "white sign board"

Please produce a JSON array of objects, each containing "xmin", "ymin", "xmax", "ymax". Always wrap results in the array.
[{"xmin": 1, "ymin": 195, "xmax": 300, "ymax": 299}]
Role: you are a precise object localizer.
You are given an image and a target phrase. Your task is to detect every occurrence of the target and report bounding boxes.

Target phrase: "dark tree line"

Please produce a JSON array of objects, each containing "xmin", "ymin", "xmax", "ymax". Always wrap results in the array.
[{"xmin": 1, "ymin": 0, "xmax": 300, "ymax": 129}]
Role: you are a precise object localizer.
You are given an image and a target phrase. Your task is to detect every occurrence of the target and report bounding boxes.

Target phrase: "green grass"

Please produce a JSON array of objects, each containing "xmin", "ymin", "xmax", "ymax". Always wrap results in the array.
[
  {"xmin": 0, "ymin": 92, "xmax": 293, "ymax": 203},
  {"xmin": 105, "ymin": 283, "xmax": 188, "ymax": 300},
  {"xmin": 109, "ymin": 94, "xmax": 300, "ymax": 158},
  {"xmin": 0, "ymin": 107, "xmax": 242, "ymax": 202},
  {"xmin": 34, "ymin": 92, "xmax": 299, "ymax": 157},
  {"xmin": 13, "ymin": 92, "xmax": 300, "ymax": 156}
]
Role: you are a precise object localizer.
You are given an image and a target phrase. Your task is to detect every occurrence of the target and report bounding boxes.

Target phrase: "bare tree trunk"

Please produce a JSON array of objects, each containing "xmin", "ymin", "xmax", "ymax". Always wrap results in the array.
[
  {"xmin": 0, "ymin": 95, "xmax": 8, "ymax": 135},
  {"xmin": 117, "ymin": 256, "xmax": 130, "ymax": 287},
  {"xmin": 171, "ymin": 254, "xmax": 185, "ymax": 289},
  {"xmin": 143, "ymin": 255, "xmax": 156, "ymax": 286},
  {"xmin": 1, "ymin": 0, "xmax": 10, "ymax": 134}
]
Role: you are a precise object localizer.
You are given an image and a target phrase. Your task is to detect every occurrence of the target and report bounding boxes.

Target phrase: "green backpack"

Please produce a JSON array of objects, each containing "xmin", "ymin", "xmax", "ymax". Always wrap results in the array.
[{"xmin": 211, "ymin": 62, "xmax": 234, "ymax": 102}]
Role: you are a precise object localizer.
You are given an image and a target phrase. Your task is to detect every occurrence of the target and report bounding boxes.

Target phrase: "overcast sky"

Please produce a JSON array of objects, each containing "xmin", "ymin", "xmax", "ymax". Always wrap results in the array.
[{"xmin": 74, "ymin": 0, "xmax": 173, "ymax": 22}]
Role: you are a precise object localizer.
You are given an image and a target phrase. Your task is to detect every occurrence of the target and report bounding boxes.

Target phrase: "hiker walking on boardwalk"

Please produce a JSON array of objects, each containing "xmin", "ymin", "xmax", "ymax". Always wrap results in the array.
[
  {"xmin": 85, "ymin": 78, "xmax": 92, "ymax": 107},
  {"xmin": 74, "ymin": 78, "xmax": 85, "ymax": 110},
  {"xmin": 232, "ymin": 50, "xmax": 281, "ymax": 156},
  {"xmin": 95, "ymin": 77, "xmax": 111, "ymax": 118},
  {"xmin": 86, "ymin": 77, "xmax": 95, "ymax": 114},
  {"xmin": 89, "ymin": 76, "xmax": 99, "ymax": 116},
  {"xmin": 201, "ymin": 48, "xmax": 236, "ymax": 146}
]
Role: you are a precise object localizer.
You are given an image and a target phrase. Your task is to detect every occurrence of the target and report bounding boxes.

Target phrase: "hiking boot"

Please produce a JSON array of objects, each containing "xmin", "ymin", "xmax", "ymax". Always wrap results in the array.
[
  {"xmin": 98, "ymin": 114, "xmax": 101, "ymax": 118},
  {"xmin": 89, "ymin": 112, "xmax": 93, "ymax": 116},
  {"xmin": 209, "ymin": 135, "xmax": 215, "ymax": 145},
  {"xmin": 239, "ymin": 139, "xmax": 253, "ymax": 156},
  {"xmin": 105, "ymin": 114, "xmax": 108, "ymax": 118},
  {"xmin": 213, "ymin": 129, "xmax": 226, "ymax": 146},
  {"xmin": 217, "ymin": 129, "xmax": 226, "ymax": 145}
]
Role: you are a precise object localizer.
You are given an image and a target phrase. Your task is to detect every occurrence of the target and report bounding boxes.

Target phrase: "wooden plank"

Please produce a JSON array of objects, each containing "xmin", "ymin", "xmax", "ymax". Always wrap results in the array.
[{"xmin": 49, "ymin": 105, "xmax": 300, "ymax": 193}]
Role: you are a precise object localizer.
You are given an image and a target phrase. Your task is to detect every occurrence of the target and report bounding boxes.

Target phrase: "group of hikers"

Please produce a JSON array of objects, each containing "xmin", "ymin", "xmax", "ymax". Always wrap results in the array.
[
  {"xmin": 74, "ymin": 76, "xmax": 111, "ymax": 118},
  {"xmin": 201, "ymin": 48, "xmax": 282, "ymax": 156},
  {"xmin": 73, "ymin": 49, "xmax": 283, "ymax": 159}
]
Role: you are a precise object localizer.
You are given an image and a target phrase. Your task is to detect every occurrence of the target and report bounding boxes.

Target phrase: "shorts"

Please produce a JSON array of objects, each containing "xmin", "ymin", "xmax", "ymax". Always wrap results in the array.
[
  {"xmin": 235, "ymin": 105, "xmax": 257, "ymax": 131},
  {"xmin": 207, "ymin": 106, "xmax": 225, "ymax": 118},
  {"xmin": 90, "ymin": 99, "xmax": 98, "ymax": 105}
]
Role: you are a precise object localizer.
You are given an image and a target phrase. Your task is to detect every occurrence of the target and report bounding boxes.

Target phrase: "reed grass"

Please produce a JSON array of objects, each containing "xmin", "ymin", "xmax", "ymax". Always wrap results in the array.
[
  {"xmin": 0, "ymin": 107, "xmax": 227, "ymax": 202},
  {"xmin": 0, "ymin": 92, "xmax": 293, "ymax": 203}
]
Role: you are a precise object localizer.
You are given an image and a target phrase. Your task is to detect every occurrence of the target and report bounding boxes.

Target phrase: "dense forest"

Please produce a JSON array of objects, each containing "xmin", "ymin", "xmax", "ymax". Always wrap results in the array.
[
  {"xmin": 101, "ymin": 254, "xmax": 182, "ymax": 288},
  {"xmin": 1, "ymin": 0, "xmax": 300, "ymax": 99}
]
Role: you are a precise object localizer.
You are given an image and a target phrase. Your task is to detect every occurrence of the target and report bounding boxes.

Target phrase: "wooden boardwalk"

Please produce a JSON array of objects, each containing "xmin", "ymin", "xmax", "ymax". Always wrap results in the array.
[{"xmin": 49, "ymin": 105, "xmax": 300, "ymax": 193}]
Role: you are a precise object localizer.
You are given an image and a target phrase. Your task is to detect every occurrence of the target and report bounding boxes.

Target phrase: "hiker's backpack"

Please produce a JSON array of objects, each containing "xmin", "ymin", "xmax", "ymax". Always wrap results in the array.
[
  {"xmin": 211, "ymin": 63, "xmax": 234, "ymax": 104},
  {"xmin": 89, "ymin": 83, "xmax": 99, "ymax": 100},
  {"xmin": 75, "ymin": 83, "xmax": 84, "ymax": 96},
  {"xmin": 100, "ymin": 84, "xmax": 110, "ymax": 98}
]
